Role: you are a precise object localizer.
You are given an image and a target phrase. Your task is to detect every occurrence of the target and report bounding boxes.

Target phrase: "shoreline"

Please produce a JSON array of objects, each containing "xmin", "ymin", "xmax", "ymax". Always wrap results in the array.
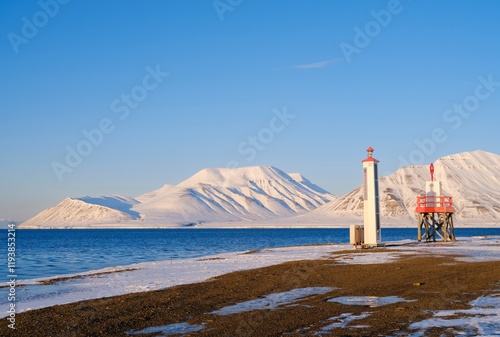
[
  {"xmin": 7, "ymin": 235, "xmax": 500, "ymax": 285},
  {"xmin": 13, "ymin": 224, "xmax": 500, "ymax": 229},
  {"xmin": 10, "ymin": 231, "xmax": 499, "ymax": 288}
]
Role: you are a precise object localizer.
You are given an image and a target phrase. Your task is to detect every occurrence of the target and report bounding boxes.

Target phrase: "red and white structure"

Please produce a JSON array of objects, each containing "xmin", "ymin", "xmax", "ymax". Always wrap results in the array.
[
  {"xmin": 415, "ymin": 163, "xmax": 456, "ymax": 242},
  {"xmin": 362, "ymin": 147, "xmax": 382, "ymax": 246}
]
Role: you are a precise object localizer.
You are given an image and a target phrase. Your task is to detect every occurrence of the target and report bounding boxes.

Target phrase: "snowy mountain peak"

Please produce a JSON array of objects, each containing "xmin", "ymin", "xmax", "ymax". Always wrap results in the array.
[
  {"xmin": 177, "ymin": 166, "xmax": 292, "ymax": 188},
  {"xmin": 438, "ymin": 149, "xmax": 494, "ymax": 161},
  {"xmin": 76, "ymin": 195, "xmax": 140, "ymax": 218},
  {"xmin": 22, "ymin": 197, "xmax": 140, "ymax": 228}
]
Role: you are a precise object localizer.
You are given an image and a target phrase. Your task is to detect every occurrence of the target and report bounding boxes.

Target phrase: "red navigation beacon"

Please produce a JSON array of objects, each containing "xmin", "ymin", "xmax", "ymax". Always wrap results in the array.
[{"xmin": 415, "ymin": 163, "xmax": 455, "ymax": 242}]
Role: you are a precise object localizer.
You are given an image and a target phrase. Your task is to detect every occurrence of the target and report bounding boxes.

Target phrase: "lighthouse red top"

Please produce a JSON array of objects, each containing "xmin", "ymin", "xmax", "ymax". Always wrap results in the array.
[{"xmin": 362, "ymin": 146, "xmax": 379, "ymax": 163}]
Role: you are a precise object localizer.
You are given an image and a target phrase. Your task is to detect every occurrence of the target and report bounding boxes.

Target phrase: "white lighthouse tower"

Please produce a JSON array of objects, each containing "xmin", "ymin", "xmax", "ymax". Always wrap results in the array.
[{"xmin": 362, "ymin": 147, "xmax": 382, "ymax": 246}]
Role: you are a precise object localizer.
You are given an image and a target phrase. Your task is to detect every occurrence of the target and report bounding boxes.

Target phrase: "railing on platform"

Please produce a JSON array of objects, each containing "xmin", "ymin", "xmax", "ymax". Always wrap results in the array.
[
  {"xmin": 416, "ymin": 195, "xmax": 454, "ymax": 213},
  {"xmin": 416, "ymin": 195, "xmax": 453, "ymax": 208}
]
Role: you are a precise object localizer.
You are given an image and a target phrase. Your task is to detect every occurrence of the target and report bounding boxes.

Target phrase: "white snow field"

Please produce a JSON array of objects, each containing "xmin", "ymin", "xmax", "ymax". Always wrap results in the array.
[
  {"xmin": 2, "ymin": 236, "xmax": 498, "ymax": 321},
  {"xmin": 20, "ymin": 150, "xmax": 500, "ymax": 228},
  {"xmin": 408, "ymin": 294, "xmax": 500, "ymax": 337}
]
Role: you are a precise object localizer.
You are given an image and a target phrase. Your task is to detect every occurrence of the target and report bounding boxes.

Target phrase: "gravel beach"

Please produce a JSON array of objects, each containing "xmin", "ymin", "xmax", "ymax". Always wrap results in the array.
[{"xmin": 3, "ymin": 249, "xmax": 499, "ymax": 337}]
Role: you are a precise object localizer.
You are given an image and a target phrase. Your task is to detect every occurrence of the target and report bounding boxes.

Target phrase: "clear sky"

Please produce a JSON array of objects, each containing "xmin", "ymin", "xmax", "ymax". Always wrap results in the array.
[{"xmin": 1, "ymin": 0, "xmax": 500, "ymax": 221}]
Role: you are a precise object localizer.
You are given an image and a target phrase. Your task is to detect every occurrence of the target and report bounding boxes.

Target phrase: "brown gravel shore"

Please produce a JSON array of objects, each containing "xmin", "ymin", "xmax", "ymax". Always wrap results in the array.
[{"xmin": 3, "ymin": 251, "xmax": 499, "ymax": 337}]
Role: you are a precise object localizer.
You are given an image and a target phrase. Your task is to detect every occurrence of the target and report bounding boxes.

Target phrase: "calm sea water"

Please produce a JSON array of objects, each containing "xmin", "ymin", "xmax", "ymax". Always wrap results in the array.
[{"xmin": 3, "ymin": 228, "xmax": 500, "ymax": 280}]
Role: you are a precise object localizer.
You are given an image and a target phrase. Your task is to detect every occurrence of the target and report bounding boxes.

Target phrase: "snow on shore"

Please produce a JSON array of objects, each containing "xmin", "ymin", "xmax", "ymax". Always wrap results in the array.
[
  {"xmin": 3, "ymin": 245, "xmax": 345, "ymax": 316},
  {"xmin": 1, "ymin": 237, "xmax": 498, "ymax": 318},
  {"xmin": 409, "ymin": 294, "xmax": 500, "ymax": 336}
]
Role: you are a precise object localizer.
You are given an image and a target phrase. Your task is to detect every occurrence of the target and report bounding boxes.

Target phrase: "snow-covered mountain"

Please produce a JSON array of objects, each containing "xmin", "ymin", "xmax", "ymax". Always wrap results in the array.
[
  {"xmin": 20, "ymin": 166, "xmax": 334, "ymax": 228},
  {"xmin": 19, "ymin": 151, "xmax": 500, "ymax": 228},
  {"xmin": 22, "ymin": 196, "xmax": 141, "ymax": 227},
  {"xmin": 300, "ymin": 150, "xmax": 500, "ymax": 225}
]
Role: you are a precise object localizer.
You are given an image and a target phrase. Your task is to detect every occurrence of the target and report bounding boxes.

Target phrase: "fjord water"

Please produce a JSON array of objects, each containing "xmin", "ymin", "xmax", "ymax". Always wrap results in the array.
[{"xmin": 6, "ymin": 228, "xmax": 500, "ymax": 280}]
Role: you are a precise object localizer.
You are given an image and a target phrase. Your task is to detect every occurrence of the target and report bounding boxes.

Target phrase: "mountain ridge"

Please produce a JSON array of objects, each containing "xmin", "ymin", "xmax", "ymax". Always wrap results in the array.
[
  {"xmin": 20, "ymin": 150, "xmax": 500, "ymax": 228},
  {"xmin": 21, "ymin": 166, "xmax": 334, "ymax": 228}
]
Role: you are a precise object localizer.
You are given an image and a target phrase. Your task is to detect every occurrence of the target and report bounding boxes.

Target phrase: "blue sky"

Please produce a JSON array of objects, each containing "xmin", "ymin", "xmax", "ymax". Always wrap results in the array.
[{"xmin": 1, "ymin": 0, "xmax": 500, "ymax": 221}]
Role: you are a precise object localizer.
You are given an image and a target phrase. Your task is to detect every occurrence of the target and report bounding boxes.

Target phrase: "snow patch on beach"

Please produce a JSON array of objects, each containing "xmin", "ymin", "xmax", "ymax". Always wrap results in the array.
[
  {"xmin": 327, "ymin": 296, "xmax": 414, "ymax": 308},
  {"xmin": 127, "ymin": 322, "xmax": 206, "ymax": 336},
  {"xmin": 211, "ymin": 287, "xmax": 333, "ymax": 316},
  {"xmin": 317, "ymin": 312, "xmax": 371, "ymax": 334},
  {"xmin": 408, "ymin": 294, "xmax": 500, "ymax": 337},
  {"xmin": 331, "ymin": 251, "xmax": 412, "ymax": 265},
  {"xmin": 394, "ymin": 236, "xmax": 500, "ymax": 262}
]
